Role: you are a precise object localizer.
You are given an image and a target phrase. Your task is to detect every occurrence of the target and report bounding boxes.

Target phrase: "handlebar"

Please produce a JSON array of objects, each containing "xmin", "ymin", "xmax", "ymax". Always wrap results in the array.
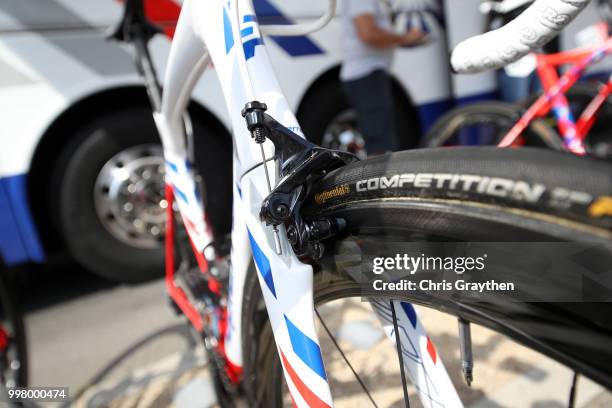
[{"xmin": 451, "ymin": 0, "xmax": 591, "ymax": 74}]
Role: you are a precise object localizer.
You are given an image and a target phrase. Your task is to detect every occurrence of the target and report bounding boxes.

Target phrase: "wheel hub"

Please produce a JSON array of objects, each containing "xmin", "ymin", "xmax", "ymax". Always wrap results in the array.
[
  {"xmin": 322, "ymin": 109, "xmax": 367, "ymax": 159},
  {"xmin": 94, "ymin": 144, "xmax": 166, "ymax": 249}
]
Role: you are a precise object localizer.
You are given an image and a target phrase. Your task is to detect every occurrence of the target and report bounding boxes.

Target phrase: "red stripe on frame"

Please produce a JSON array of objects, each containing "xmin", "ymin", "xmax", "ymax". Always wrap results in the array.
[
  {"xmin": 280, "ymin": 351, "xmax": 331, "ymax": 408},
  {"xmin": 426, "ymin": 336, "xmax": 437, "ymax": 364}
]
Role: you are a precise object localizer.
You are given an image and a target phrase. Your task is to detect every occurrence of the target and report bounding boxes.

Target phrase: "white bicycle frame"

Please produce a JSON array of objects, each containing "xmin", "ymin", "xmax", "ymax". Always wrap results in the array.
[{"xmin": 153, "ymin": 0, "xmax": 461, "ymax": 406}]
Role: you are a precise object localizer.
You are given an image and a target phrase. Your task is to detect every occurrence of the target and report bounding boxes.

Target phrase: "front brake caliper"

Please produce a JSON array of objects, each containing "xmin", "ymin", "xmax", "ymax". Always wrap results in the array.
[{"xmin": 242, "ymin": 101, "xmax": 359, "ymax": 259}]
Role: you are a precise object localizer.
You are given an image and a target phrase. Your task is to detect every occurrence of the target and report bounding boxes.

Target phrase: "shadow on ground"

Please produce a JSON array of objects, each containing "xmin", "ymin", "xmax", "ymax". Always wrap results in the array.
[{"xmin": 13, "ymin": 253, "xmax": 152, "ymax": 313}]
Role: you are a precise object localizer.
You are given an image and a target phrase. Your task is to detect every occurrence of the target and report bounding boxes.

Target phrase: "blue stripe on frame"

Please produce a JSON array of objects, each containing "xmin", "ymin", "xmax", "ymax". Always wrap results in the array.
[
  {"xmin": 240, "ymin": 26, "xmax": 254, "ymax": 38},
  {"xmin": 243, "ymin": 38, "xmax": 263, "ymax": 60},
  {"xmin": 235, "ymin": 183, "xmax": 242, "ymax": 198},
  {"xmin": 247, "ymin": 230, "xmax": 276, "ymax": 297},
  {"xmin": 223, "ymin": 7, "xmax": 235, "ymax": 54},
  {"xmin": 166, "ymin": 161, "xmax": 179, "ymax": 173},
  {"xmin": 173, "ymin": 185, "xmax": 189, "ymax": 204},
  {"xmin": 400, "ymin": 302, "xmax": 418, "ymax": 328},
  {"xmin": 167, "ymin": 160, "xmax": 196, "ymax": 173},
  {"xmin": 284, "ymin": 315, "xmax": 327, "ymax": 380}
]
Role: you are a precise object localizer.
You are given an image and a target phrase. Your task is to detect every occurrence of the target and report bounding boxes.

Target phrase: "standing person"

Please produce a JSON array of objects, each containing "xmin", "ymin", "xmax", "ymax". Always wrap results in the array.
[{"xmin": 340, "ymin": 0, "xmax": 428, "ymax": 155}]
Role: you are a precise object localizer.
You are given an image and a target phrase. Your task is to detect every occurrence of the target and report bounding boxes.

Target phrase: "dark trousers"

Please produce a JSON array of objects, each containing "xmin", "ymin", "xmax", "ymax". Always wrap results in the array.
[{"xmin": 342, "ymin": 69, "xmax": 397, "ymax": 154}]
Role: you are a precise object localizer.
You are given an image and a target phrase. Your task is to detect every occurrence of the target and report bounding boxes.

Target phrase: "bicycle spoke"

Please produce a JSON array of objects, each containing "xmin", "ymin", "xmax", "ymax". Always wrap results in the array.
[
  {"xmin": 315, "ymin": 308, "xmax": 378, "ymax": 408},
  {"xmin": 568, "ymin": 372, "xmax": 579, "ymax": 408},
  {"xmin": 390, "ymin": 300, "xmax": 410, "ymax": 408}
]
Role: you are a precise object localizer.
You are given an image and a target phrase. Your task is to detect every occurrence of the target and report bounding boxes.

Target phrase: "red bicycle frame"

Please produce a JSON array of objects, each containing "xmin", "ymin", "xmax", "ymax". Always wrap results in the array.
[{"xmin": 498, "ymin": 23, "xmax": 612, "ymax": 155}]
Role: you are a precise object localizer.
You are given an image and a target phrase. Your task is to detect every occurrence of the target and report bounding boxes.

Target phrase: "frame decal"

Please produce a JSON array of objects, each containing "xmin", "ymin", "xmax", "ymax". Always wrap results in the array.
[
  {"xmin": 285, "ymin": 315, "xmax": 327, "ymax": 380},
  {"xmin": 247, "ymin": 229, "xmax": 277, "ymax": 297}
]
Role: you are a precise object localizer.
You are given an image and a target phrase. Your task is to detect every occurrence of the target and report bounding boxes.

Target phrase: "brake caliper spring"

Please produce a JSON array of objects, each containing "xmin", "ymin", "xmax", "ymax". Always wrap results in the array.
[{"xmin": 251, "ymin": 126, "xmax": 267, "ymax": 144}]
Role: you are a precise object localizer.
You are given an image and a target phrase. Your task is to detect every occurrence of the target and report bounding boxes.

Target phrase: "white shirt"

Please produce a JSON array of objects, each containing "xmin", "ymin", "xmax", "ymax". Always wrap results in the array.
[{"xmin": 340, "ymin": 0, "xmax": 394, "ymax": 82}]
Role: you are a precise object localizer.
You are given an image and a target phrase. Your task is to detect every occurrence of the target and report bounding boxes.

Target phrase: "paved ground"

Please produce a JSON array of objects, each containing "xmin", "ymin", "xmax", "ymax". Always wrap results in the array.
[
  {"xmin": 18, "ymin": 258, "xmax": 197, "ymax": 401},
  {"xmin": 16, "ymin": 258, "xmax": 612, "ymax": 407}
]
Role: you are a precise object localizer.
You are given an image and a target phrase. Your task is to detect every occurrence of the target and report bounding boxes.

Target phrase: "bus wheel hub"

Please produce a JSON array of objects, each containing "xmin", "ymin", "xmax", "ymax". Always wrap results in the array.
[{"xmin": 94, "ymin": 144, "xmax": 166, "ymax": 249}]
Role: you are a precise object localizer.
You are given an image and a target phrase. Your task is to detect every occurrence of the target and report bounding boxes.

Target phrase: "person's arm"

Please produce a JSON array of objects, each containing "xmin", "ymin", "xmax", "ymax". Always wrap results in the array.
[{"xmin": 353, "ymin": 14, "xmax": 427, "ymax": 48}]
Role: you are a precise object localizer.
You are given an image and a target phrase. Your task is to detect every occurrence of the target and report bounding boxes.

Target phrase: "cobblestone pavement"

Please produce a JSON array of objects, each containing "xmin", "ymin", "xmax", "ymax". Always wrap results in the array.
[{"xmin": 72, "ymin": 299, "xmax": 611, "ymax": 408}]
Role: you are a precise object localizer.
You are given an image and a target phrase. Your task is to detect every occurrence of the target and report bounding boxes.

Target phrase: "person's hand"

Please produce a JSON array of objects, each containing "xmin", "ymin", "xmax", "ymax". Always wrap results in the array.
[{"xmin": 400, "ymin": 28, "xmax": 430, "ymax": 47}]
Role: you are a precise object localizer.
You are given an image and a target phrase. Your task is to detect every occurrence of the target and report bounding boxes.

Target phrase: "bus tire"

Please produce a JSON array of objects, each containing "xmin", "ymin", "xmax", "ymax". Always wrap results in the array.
[{"xmin": 53, "ymin": 108, "xmax": 231, "ymax": 283}]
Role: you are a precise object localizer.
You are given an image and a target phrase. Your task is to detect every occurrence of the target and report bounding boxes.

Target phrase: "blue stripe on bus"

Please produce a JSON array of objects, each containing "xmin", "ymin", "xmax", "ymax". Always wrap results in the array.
[
  {"xmin": 456, "ymin": 91, "xmax": 498, "ymax": 106},
  {"xmin": 416, "ymin": 98, "xmax": 454, "ymax": 134},
  {"xmin": 253, "ymin": 0, "xmax": 324, "ymax": 57},
  {"xmin": 417, "ymin": 91, "xmax": 498, "ymax": 134},
  {"xmin": 269, "ymin": 33, "xmax": 323, "ymax": 57},
  {"xmin": 0, "ymin": 174, "xmax": 45, "ymax": 265},
  {"xmin": 284, "ymin": 315, "xmax": 327, "ymax": 380},
  {"xmin": 247, "ymin": 230, "xmax": 276, "ymax": 297}
]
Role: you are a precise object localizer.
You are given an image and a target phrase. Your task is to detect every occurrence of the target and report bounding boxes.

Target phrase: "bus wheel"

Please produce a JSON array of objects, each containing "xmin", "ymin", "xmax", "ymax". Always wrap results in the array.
[
  {"xmin": 54, "ymin": 108, "xmax": 166, "ymax": 282},
  {"xmin": 298, "ymin": 80, "xmax": 420, "ymax": 154},
  {"xmin": 52, "ymin": 107, "xmax": 231, "ymax": 283}
]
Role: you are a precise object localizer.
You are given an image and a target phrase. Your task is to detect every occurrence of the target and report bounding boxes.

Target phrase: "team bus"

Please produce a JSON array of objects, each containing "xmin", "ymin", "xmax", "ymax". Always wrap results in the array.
[{"xmin": 0, "ymin": 0, "xmax": 603, "ymax": 281}]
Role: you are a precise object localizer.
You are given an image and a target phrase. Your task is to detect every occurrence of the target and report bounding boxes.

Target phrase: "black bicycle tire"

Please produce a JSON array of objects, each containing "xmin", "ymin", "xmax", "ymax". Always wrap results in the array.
[
  {"xmin": 306, "ymin": 147, "xmax": 612, "ymax": 231},
  {"xmin": 421, "ymin": 101, "xmax": 563, "ymax": 149},
  {"xmin": 242, "ymin": 147, "xmax": 612, "ymax": 406}
]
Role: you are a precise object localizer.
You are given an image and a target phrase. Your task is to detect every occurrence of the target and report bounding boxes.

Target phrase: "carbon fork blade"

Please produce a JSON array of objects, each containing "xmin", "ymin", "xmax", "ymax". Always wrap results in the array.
[{"xmin": 391, "ymin": 300, "xmax": 411, "ymax": 408}]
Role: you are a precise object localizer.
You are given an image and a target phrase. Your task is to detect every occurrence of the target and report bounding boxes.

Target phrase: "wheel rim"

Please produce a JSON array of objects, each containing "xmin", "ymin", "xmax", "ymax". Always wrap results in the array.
[
  {"xmin": 322, "ymin": 109, "xmax": 368, "ymax": 159},
  {"xmin": 94, "ymin": 144, "xmax": 167, "ymax": 249},
  {"xmin": 436, "ymin": 115, "xmax": 514, "ymax": 147}
]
